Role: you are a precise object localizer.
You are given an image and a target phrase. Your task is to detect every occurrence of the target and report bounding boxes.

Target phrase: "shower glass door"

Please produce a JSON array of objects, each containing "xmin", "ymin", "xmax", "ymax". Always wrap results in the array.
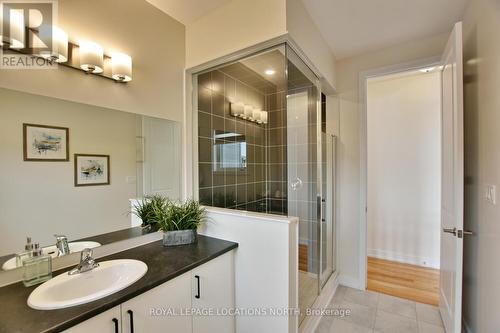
[
  {"xmin": 285, "ymin": 46, "xmax": 322, "ymax": 324},
  {"xmin": 320, "ymin": 134, "xmax": 336, "ymax": 287}
]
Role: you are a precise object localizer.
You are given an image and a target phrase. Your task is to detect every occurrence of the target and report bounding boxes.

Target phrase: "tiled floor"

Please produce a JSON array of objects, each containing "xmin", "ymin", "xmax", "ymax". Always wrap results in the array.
[
  {"xmin": 299, "ymin": 270, "xmax": 318, "ymax": 325},
  {"xmin": 315, "ymin": 286, "xmax": 444, "ymax": 333}
]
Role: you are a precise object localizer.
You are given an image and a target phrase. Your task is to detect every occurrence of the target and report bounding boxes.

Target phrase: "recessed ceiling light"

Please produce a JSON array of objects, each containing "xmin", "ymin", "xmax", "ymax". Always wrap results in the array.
[{"xmin": 265, "ymin": 69, "xmax": 275, "ymax": 76}]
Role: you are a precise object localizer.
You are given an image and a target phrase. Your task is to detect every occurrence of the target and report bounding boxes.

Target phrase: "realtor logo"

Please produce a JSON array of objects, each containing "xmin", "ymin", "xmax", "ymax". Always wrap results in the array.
[{"xmin": 1, "ymin": 0, "xmax": 58, "ymax": 69}]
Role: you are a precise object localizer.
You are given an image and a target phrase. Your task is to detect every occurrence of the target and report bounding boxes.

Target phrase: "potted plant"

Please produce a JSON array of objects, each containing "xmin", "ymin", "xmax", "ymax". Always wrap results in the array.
[{"xmin": 159, "ymin": 199, "xmax": 206, "ymax": 246}]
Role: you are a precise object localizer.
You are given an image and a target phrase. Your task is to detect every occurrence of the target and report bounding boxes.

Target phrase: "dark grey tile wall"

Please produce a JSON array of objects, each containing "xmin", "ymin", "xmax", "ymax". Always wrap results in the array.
[
  {"xmin": 197, "ymin": 70, "xmax": 269, "ymax": 213},
  {"xmin": 265, "ymin": 90, "xmax": 288, "ymax": 215}
]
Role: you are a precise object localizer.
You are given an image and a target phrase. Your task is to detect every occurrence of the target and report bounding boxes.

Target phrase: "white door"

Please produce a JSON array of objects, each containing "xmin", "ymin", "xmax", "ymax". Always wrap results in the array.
[
  {"xmin": 439, "ymin": 22, "xmax": 464, "ymax": 333},
  {"xmin": 192, "ymin": 251, "xmax": 235, "ymax": 333},
  {"xmin": 121, "ymin": 272, "xmax": 192, "ymax": 333},
  {"xmin": 140, "ymin": 116, "xmax": 181, "ymax": 199},
  {"xmin": 63, "ymin": 306, "xmax": 121, "ymax": 333}
]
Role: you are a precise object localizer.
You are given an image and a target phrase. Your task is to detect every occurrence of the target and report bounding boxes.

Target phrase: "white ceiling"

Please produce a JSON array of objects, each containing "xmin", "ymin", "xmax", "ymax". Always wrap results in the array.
[
  {"xmin": 145, "ymin": 0, "xmax": 232, "ymax": 24},
  {"xmin": 302, "ymin": 0, "xmax": 468, "ymax": 59}
]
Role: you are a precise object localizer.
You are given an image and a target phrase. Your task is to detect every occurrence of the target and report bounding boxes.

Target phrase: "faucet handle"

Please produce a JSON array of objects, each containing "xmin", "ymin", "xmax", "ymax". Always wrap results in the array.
[
  {"xmin": 81, "ymin": 248, "xmax": 93, "ymax": 260},
  {"xmin": 69, "ymin": 248, "xmax": 98, "ymax": 275}
]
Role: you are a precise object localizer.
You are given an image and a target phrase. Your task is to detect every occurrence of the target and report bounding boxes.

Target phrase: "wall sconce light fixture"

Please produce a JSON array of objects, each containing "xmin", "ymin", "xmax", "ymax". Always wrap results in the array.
[
  {"xmin": 9, "ymin": 9, "xmax": 25, "ymax": 49},
  {"xmin": 112, "ymin": 53, "xmax": 132, "ymax": 82},
  {"xmin": 39, "ymin": 26, "xmax": 68, "ymax": 63},
  {"xmin": 0, "ymin": 16, "xmax": 132, "ymax": 82},
  {"xmin": 244, "ymin": 105, "xmax": 253, "ymax": 120},
  {"xmin": 230, "ymin": 102, "xmax": 244, "ymax": 117},
  {"xmin": 79, "ymin": 40, "xmax": 104, "ymax": 73},
  {"xmin": 261, "ymin": 111, "xmax": 268, "ymax": 124},
  {"xmin": 252, "ymin": 109, "xmax": 262, "ymax": 123},
  {"xmin": 230, "ymin": 102, "xmax": 267, "ymax": 126}
]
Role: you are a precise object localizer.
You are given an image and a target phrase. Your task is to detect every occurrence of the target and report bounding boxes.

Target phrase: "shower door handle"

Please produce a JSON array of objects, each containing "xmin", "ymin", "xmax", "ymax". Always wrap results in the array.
[{"xmin": 291, "ymin": 178, "xmax": 303, "ymax": 190}]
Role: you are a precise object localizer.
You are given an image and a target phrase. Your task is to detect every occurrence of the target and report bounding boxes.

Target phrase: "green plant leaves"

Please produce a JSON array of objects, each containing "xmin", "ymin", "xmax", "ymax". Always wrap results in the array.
[{"xmin": 132, "ymin": 195, "xmax": 205, "ymax": 232}]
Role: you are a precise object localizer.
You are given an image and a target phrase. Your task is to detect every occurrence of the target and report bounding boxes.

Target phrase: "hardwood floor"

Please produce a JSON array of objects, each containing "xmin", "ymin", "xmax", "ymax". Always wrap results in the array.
[
  {"xmin": 367, "ymin": 257, "xmax": 440, "ymax": 306},
  {"xmin": 299, "ymin": 244, "xmax": 308, "ymax": 272}
]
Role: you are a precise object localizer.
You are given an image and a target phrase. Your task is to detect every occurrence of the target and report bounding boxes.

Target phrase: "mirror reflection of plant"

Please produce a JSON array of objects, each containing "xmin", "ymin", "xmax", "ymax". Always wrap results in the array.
[{"xmin": 132, "ymin": 194, "xmax": 168, "ymax": 229}]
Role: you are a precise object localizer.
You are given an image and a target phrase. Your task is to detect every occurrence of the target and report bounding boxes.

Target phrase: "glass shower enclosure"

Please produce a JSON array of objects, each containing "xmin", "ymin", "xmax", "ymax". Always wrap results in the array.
[{"xmin": 194, "ymin": 44, "xmax": 336, "ymax": 325}]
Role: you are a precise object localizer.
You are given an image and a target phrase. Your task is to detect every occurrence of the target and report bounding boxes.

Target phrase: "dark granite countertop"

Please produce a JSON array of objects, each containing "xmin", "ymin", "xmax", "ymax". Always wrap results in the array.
[{"xmin": 0, "ymin": 235, "xmax": 238, "ymax": 333}]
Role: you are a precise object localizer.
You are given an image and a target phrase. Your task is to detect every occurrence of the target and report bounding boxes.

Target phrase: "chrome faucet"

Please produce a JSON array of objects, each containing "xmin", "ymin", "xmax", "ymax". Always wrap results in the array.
[
  {"xmin": 54, "ymin": 234, "xmax": 70, "ymax": 257},
  {"xmin": 68, "ymin": 248, "xmax": 99, "ymax": 275}
]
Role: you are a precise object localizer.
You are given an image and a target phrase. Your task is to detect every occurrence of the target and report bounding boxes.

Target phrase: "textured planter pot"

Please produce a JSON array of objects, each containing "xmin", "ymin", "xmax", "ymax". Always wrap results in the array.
[{"xmin": 162, "ymin": 229, "xmax": 197, "ymax": 246}]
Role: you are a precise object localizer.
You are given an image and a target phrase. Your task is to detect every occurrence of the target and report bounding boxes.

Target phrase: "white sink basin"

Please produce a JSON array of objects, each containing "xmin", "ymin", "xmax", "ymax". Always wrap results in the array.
[
  {"xmin": 2, "ymin": 241, "xmax": 101, "ymax": 271},
  {"xmin": 27, "ymin": 259, "xmax": 148, "ymax": 310}
]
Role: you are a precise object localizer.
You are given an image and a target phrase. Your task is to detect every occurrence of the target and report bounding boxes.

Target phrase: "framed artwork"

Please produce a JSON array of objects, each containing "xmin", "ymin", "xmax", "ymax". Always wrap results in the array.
[
  {"xmin": 74, "ymin": 154, "xmax": 110, "ymax": 187},
  {"xmin": 23, "ymin": 123, "xmax": 69, "ymax": 161}
]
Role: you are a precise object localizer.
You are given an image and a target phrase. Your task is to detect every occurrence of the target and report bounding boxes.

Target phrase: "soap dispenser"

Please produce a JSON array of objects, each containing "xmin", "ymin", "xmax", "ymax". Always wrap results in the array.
[
  {"xmin": 22, "ymin": 243, "xmax": 52, "ymax": 287},
  {"xmin": 15, "ymin": 237, "xmax": 34, "ymax": 268}
]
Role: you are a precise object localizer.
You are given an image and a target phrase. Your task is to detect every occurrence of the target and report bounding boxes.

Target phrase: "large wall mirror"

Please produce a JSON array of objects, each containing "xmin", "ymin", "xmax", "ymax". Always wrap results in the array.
[{"xmin": 0, "ymin": 87, "xmax": 181, "ymax": 272}]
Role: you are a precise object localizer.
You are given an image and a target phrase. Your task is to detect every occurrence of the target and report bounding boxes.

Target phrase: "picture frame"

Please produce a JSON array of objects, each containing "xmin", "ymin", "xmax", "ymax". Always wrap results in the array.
[
  {"xmin": 74, "ymin": 154, "xmax": 110, "ymax": 187},
  {"xmin": 23, "ymin": 123, "xmax": 70, "ymax": 161}
]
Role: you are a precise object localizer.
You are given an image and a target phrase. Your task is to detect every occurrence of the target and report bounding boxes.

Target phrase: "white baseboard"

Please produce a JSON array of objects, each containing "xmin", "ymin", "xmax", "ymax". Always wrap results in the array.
[
  {"xmin": 338, "ymin": 274, "xmax": 364, "ymax": 290},
  {"xmin": 367, "ymin": 248, "xmax": 440, "ymax": 269}
]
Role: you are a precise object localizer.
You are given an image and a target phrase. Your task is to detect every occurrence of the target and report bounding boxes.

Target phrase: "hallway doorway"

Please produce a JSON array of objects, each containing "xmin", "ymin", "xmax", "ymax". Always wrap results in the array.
[{"xmin": 365, "ymin": 68, "xmax": 442, "ymax": 306}]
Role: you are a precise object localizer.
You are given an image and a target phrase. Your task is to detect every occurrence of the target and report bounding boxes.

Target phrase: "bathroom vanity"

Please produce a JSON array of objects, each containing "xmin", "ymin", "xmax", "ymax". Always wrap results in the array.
[{"xmin": 0, "ymin": 235, "xmax": 237, "ymax": 333}]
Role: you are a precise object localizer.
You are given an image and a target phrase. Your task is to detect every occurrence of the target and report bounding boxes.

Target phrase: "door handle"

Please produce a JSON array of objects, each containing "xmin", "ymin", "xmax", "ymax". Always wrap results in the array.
[
  {"xmin": 112, "ymin": 318, "xmax": 119, "ymax": 333},
  {"xmin": 127, "ymin": 310, "xmax": 134, "ymax": 333},
  {"xmin": 458, "ymin": 230, "xmax": 474, "ymax": 238},
  {"xmin": 195, "ymin": 275, "xmax": 201, "ymax": 299},
  {"xmin": 443, "ymin": 227, "xmax": 457, "ymax": 236},
  {"xmin": 443, "ymin": 228, "xmax": 474, "ymax": 238}
]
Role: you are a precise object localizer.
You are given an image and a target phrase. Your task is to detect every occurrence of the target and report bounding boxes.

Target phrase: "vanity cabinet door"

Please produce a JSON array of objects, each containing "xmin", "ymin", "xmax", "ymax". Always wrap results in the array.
[
  {"xmin": 121, "ymin": 271, "xmax": 192, "ymax": 333},
  {"xmin": 63, "ymin": 305, "xmax": 121, "ymax": 333},
  {"xmin": 192, "ymin": 251, "xmax": 235, "ymax": 333}
]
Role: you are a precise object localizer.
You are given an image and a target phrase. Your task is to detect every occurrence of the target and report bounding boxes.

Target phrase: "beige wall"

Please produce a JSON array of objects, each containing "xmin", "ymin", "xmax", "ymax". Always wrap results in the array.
[
  {"xmin": 0, "ymin": 88, "xmax": 137, "ymax": 256},
  {"xmin": 462, "ymin": 0, "xmax": 500, "ymax": 331},
  {"xmin": 185, "ymin": 0, "xmax": 337, "ymax": 91},
  {"xmin": 0, "ymin": 0, "xmax": 185, "ymax": 122},
  {"xmin": 334, "ymin": 33, "xmax": 448, "ymax": 287},
  {"xmin": 367, "ymin": 72, "xmax": 441, "ymax": 269},
  {"xmin": 185, "ymin": 0, "xmax": 287, "ymax": 69},
  {"xmin": 286, "ymin": 0, "xmax": 336, "ymax": 91}
]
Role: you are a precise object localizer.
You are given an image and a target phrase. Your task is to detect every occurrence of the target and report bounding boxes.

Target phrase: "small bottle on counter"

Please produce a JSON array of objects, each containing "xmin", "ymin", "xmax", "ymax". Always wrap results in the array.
[
  {"xmin": 22, "ymin": 243, "xmax": 52, "ymax": 287},
  {"xmin": 15, "ymin": 237, "xmax": 34, "ymax": 268}
]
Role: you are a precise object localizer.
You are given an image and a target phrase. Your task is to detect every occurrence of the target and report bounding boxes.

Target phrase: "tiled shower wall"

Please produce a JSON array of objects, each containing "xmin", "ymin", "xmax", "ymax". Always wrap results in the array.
[
  {"xmin": 198, "ymin": 70, "xmax": 269, "ymax": 212},
  {"xmin": 266, "ymin": 90, "xmax": 288, "ymax": 215}
]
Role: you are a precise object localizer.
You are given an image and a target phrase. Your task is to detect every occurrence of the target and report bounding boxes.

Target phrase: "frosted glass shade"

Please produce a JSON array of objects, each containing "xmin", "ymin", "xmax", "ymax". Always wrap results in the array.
[
  {"xmin": 244, "ymin": 105, "xmax": 253, "ymax": 119},
  {"xmin": 261, "ymin": 111, "xmax": 268, "ymax": 124},
  {"xmin": 252, "ymin": 109, "xmax": 262, "ymax": 123},
  {"xmin": 80, "ymin": 40, "xmax": 104, "ymax": 73},
  {"xmin": 39, "ymin": 26, "xmax": 68, "ymax": 63},
  {"xmin": 112, "ymin": 53, "xmax": 132, "ymax": 82},
  {"xmin": 230, "ymin": 102, "xmax": 244, "ymax": 117},
  {"xmin": 0, "ymin": 11, "xmax": 3, "ymax": 46},
  {"xmin": 9, "ymin": 9, "xmax": 24, "ymax": 49}
]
